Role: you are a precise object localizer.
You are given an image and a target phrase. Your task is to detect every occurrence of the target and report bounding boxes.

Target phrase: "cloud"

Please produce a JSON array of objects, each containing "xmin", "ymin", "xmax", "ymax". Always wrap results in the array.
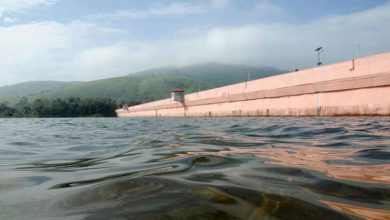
[
  {"xmin": 3, "ymin": 16, "xmax": 17, "ymax": 23},
  {"xmin": 0, "ymin": 21, "xmax": 69, "ymax": 84},
  {"xmin": 212, "ymin": 0, "xmax": 231, "ymax": 10},
  {"xmin": 0, "ymin": 0, "xmax": 57, "ymax": 17},
  {"xmin": 63, "ymin": 3, "xmax": 390, "ymax": 79},
  {"xmin": 1, "ymin": 3, "xmax": 390, "ymax": 86},
  {"xmin": 90, "ymin": 2, "xmax": 207, "ymax": 22},
  {"xmin": 0, "ymin": 22, "xmax": 67, "ymax": 64},
  {"xmin": 147, "ymin": 2, "xmax": 207, "ymax": 16},
  {"xmin": 254, "ymin": 0, "xmax": 285, "ymax": 16}
]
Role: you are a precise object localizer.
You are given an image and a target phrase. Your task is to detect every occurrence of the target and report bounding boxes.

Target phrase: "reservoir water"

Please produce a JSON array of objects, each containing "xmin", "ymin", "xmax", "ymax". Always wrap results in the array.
[{"xmin": 0, "ymin": 117, "xmax": 389, "ymax": 220}]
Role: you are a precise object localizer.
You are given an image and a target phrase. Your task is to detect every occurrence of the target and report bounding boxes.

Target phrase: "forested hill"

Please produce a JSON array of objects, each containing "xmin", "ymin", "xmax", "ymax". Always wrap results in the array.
[
  {"xmin": 132, "ymin": 63, "xmax": 282, "ymax": 87},
  {"xmin": 0, "ymin": 63, "xmax": 284, "ymax": 105},
  {"xmin": 0, "ymin": 81, "xmax": 80, "ymax": 98}
]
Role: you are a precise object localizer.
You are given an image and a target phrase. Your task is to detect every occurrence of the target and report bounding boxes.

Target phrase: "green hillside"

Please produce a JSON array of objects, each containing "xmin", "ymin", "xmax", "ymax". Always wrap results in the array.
[
  {"xmin": 0, "ymin": 63, "xmax": 284, "ymax": 106},
  {"xmin": 45, "ymin": 75, "xmax": 214, "ymax": 103},
  {"xmin": 134, "ymin": 63, "xmax": 281, "ymax": 87},
  {"xmin": 0, "ymin": 81, "xmax": 80, "ymax": 98}
]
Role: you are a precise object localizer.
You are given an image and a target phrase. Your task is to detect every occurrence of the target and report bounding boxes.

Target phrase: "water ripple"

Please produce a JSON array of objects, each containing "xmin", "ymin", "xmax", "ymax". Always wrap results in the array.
[{"xmin": 0, "ymin": 117, "xmax": 389, "ymax": 220}]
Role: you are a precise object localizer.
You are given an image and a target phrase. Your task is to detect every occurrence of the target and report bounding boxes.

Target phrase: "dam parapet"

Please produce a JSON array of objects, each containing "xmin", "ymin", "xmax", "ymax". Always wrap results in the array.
[{"xmin": 117, "ymin": 52, "xmax": 390, "ymax": 117}]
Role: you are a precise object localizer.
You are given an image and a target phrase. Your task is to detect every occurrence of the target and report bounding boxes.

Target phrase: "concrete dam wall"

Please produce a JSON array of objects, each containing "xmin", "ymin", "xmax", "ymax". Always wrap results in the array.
[{"xmin": 116, "ymin": 52, "xmax": 390, "ymax": 117}]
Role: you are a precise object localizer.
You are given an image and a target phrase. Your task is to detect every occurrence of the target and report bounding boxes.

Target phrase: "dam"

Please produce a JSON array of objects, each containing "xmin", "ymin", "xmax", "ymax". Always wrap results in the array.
[{"xmin": 116, "ymin": 52, "xmax": 390, "ymax": 117}]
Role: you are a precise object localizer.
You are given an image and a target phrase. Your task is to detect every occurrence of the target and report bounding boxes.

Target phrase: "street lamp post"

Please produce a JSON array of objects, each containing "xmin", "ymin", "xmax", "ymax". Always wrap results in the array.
[
  {"xmin": 315, "ymin": 47, "xmax": 324, "ymax": 66},
  {"xmin": 356, "ymin": 44, "xmax": 360, "ymax": 58}
]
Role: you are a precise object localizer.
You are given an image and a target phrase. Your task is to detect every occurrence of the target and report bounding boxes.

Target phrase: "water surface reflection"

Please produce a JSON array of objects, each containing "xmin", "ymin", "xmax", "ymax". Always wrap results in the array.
[{"xmin": 0, "ymin": 117, "xmax": 389, "ymax": 220}]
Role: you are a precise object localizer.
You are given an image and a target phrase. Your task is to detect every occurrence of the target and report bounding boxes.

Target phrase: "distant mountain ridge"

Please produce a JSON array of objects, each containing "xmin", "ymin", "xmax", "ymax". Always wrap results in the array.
[{"xmin": 0, "ymin": 63, "xmax": 285, "ymax": 105}]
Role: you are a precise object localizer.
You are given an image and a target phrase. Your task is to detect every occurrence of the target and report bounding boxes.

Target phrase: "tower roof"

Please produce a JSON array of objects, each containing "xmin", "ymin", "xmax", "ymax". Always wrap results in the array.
[{"xmin": 171, "ymin": 88, "xmax": 184, "ymax": 92}]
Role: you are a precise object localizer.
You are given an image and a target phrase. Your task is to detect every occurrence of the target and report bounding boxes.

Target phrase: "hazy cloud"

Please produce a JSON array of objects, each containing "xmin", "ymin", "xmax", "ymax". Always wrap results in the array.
[
  {"xmin": 0, "ymin": 0, "xmax": 57, "ymax": 17},
  {"xmin": 90, "ymin": 2, "xmax": 207, "ymax": 22},
  {"xmin": 0, "ymin": 22, "xmax": 68, "ymax": 65},
  {"xmin": 212, "ymin": 0, "xmax": 232, "ymax": 10},
  {"xmin": 0, "ymin": 2, "xmax": 390, "ymax": 85},
  {"xmin": 254, "ymin": 0, "xmax": 285, "ymax": 16},
  {"xmin": 61, "ymin": 3, "xmax": 390, "ymax": 80},
  {"xmin": 3, "ymin": 16, "xmax": 16, "ymax": 23}
]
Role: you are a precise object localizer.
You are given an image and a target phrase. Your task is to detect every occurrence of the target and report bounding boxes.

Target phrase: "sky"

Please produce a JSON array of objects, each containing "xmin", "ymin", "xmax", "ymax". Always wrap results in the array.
[{"xmin": 0, "ymin": 0, "xmax": 390, "ymax": 86}]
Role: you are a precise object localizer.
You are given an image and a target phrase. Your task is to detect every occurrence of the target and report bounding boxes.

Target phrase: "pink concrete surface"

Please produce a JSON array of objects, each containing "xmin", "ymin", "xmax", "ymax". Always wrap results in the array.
[{"xmin": 116, "ymin": 52, "xmax": 390, "ymax": 117}]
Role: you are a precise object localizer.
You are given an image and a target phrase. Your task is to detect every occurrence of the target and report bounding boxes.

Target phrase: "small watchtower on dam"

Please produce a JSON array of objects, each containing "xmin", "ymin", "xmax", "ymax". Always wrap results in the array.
[
  {"xmin": 116, "ymin": 52, "xmax": 390, "ymax": 117},
  {"xmin": 171, "ymin": 88, "xmax": 184, "ymax": 102}
]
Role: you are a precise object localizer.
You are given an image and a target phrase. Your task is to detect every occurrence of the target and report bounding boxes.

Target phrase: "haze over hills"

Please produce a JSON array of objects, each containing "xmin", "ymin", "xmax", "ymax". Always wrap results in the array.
[
  {"xmin": 0, "ymin": 63, "xmax": 284, "ymax": 106},
  {"xmin": 132, "ymin": 63, "xmax": 282, "ymax": 87}
]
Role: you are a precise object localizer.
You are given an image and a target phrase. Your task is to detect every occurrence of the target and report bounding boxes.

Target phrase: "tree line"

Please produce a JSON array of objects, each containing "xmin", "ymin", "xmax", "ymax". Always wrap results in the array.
[{"xmin": 0, "ymin": 97, "xmax": 118, "ymax": 118}]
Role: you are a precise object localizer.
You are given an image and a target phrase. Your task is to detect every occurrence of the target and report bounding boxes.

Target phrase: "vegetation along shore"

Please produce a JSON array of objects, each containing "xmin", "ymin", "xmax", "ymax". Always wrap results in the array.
[{"xmin": 0, "ymin": 97, "xmax": 118, "ymax": 118}]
